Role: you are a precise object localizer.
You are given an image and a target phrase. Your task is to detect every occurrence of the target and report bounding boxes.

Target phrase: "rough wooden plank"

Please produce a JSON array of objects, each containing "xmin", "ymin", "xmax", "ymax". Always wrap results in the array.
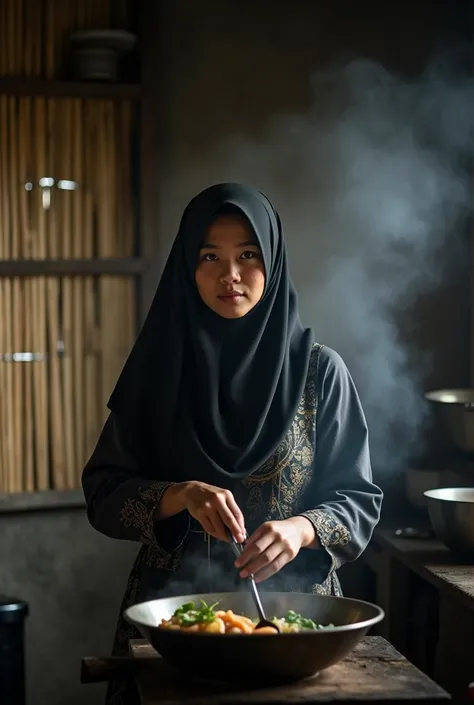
[
  {"xmin": 434, "ymin": 596, "xmax": 474, "ymax": 703},
  {"xmin": 374, "ymin": 528, "xmax": 474, "ymax": 611},
  {"xmin": 129, "ymin": 637, "xmax": 450, "ymax": 705},
  {"xmin": 0, "ymin": 77, "xmax": 141, "ymax": 100},
  {"xmin": 130, "ymin": 636, "xmax": 409, "ymax": 661},
  {"xmin": 131, "ymin": 640, "xmax": 159, "ymax": 659},
  {"xmin": 0, "ymin": 257, "xmax": 145, "ymax": 277},
  {"xmin": 0, "ymin": 488, "xmax": 85, "ymax": 513}
]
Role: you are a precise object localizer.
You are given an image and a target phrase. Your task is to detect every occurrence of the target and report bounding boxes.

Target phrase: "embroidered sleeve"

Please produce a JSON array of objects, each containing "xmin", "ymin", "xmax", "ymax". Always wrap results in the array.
[
  {"xmin": 82, "ymin": 414, "xmax": 189, "ymax": 553},
  {"xmin": 299, "ymin": 346, "xmax": 383, "ymax": 573},
  {"xmin": 299, "ymin": 508, "xmax": 351, "ymax": 571}
]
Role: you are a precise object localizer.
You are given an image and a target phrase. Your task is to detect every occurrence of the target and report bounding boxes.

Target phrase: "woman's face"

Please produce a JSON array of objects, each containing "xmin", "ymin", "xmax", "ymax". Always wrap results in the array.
[{"xmin": 195, "ymin": 214, "xmax": 266, "ymax": 319}]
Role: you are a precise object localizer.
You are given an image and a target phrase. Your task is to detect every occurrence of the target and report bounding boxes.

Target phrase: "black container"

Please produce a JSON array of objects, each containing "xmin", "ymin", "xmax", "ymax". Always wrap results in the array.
[{"xmin": 0, "ymin": 596, "xmax": 29, "ymax": 705}]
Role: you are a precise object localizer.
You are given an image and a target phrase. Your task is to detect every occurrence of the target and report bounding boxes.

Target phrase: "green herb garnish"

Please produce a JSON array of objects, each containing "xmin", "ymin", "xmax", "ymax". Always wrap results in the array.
[
  {"xmin": 271, "ymin": 610, "xmax": 334, "ymax": 630},
  {"xmin": 172, "ymin": 599, "xmax": 220, "ymax": 626},
  {"xmin": 284, "ymin": 610, "xmax": 318, "ymax": 630}
]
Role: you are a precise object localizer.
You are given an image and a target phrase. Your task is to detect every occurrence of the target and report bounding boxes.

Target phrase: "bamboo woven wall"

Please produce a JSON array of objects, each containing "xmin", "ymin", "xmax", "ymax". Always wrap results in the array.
[{"xmin": 0, "ymin": 0, "xmax": 137, "ymax": 493}]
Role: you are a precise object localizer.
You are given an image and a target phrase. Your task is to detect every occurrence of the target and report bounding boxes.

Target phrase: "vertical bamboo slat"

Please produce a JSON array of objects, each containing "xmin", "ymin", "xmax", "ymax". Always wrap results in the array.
[
  {"xmin": 33, "ymin": 97, "xmax": 50, "ymax": 490},
  {"xmin": 46, "ymin": 98, "xmax": 66, "ymax": 490},
  {"xmin": 18, "ymin": 97, "xmax": 34, "ymax": 492},
  {"xmin": 10, "ymin": 96, "xmax": 23, "ymax": 493},
  {"xmin": 44, "ymin": 1, "xmax": 66, "ymax": 489},
  {"xmin": 60, "ymin": 99, "xmax": 76, "ymax": 488},
  {"xmin": 83, "ymin": 101, "xmax": 100, "ymax": 465},
  {"xmin": 0, "ymin": 99, "xmax": 15, "ymax": 493},
  {"xmin": 72, "ymin": 99, "xmax": 85, "ymax": 486}
]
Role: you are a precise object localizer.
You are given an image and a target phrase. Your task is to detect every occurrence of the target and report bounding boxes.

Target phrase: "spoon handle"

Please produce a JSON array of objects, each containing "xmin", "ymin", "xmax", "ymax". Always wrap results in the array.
[
  {"xmin": 227, "ymin": 537, "xmax": 243, "ymax": 561},
  {"xmin": 225, "ymin": 528, "xmax": 267, "ymax": 622},
  {"xmin": 247, "ymin": 575, "xmax": 267, "ymax": 622}
]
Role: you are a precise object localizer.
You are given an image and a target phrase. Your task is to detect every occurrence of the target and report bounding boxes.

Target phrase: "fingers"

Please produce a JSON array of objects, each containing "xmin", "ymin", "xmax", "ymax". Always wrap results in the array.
[
  {"xmin": 235, "ymin": 523, "xmax": 272, "ymax": 565},
  {"xmin": 200, "ymin": 509, "xmax": 242, "ymax": 543},
  {"xmin": 234, "ymin": 521, "xmax": 300, "ymax": 583},
  {"xmin": 216, "ymin": 493, "xmax": 245, "ymax": 542},
  {"xmin": 252, "ymin": 552, "xmax": 288, "ymax": 583},
  {"xmin": 199, "ymin": 515, "xmax": 218, "ymax": 538},
  {"xmin": 191, "ymin": 486, "xmax": 245, "ymax": 542},
  {"xmin": 195, "ymin": 514, "xmax": 301, "ymax": 583},
  {"xmin": 239, "ymin": 542, "xmax": 282, "ymax": 579},
  {"xmin": 195, "ymin": 507, "xmax": 229, "ymax": 542},
  {"xmin": 235, "ymin": 525, "xmax": 272, "ymax": 569},
  {"xmin": 224, "ymin": 492, "xmax": 246, "ymax": 540}
]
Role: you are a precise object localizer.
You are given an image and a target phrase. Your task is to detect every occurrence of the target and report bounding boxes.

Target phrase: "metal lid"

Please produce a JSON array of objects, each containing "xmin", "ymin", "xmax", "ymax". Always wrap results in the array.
[{"xmin": 0, "ymin": 596, "xmax": 29, "ymax": 616}]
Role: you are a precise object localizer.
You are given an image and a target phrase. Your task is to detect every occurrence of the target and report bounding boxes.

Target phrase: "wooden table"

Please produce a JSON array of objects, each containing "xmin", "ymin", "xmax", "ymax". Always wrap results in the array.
[
  {"xmin": 128, "ymin": 636, "xmax": 451, "ymax": 705},
  {"xmin": 368, "ymin": 528, "xmax": 474, "ymax": 612},
  {"xmin": 359, "ymin": 528, "xmax": 474, "ymax": 702}
]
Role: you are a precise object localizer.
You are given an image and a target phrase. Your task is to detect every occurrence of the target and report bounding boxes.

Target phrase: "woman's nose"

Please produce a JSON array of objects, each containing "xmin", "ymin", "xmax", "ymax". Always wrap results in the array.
[{"xmin": 220, "ymin": 264, "xmax": 241, "ymax": 283}]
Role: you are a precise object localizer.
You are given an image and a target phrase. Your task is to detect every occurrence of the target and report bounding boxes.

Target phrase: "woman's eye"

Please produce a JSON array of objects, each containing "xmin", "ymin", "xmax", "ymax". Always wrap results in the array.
[
  {"xmin": 202, "ymin": 252, "xmax": 217, "ymax": 261},
  {"xmin": 241, "ymin": 250, "xmax": 258, "ymax": 260}
]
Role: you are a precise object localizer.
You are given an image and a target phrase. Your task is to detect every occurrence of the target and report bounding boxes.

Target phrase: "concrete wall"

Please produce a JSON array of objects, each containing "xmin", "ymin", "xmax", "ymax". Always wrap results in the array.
[
  {"xmin": 0, "ymin": 496, "xmax": 137, "ymax": 705},
  {"xmin": 1, "ymin": 2, "xmax": 470, "ymax": 705}
]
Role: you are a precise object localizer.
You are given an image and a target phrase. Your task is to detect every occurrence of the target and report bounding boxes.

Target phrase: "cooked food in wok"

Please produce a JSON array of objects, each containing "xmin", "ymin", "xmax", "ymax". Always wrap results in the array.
[
  {"xmin": 159, "ymin": 599, "xmax": 334, "ymax": 635},
  {"xmin": 125, "ymin": 592, "xmax": 384, "ymax": 681}
]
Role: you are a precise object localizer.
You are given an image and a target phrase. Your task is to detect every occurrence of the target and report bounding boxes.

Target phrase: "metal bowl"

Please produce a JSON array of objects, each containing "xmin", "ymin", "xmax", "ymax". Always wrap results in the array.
[
  {"xmin": 124, "ymin": 591, "xmax": 384, "ymax": 683},
  {"xmin": 424, "ymin": 487, "xmax": 474, "ymax": 558},
  {"xmin": 425, "ymin": 389, "xmax": 474, "ymax": 455}
]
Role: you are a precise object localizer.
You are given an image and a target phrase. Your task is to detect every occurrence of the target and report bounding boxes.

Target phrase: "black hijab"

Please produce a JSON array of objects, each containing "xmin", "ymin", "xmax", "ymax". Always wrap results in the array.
[{"xmin": 108, "ymin": 183, "xmax": 314, "ymax": 483}]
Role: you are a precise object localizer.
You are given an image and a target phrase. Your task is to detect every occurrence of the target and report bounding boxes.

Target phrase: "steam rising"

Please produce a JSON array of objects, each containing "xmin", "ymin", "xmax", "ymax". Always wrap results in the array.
[{"xmin": 157, "ymin": 51, "xmax": 473, "ymax": 476}]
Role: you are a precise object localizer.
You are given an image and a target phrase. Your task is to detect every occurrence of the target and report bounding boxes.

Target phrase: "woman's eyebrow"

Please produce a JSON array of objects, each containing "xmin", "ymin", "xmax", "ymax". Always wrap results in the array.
[
  {"xmin": 238, "ymin": 239, "xmax": 258, "ymax": 247},
  {"xmin": 200, "ymin": 239, "xmax": 257, "ymax": 249}
]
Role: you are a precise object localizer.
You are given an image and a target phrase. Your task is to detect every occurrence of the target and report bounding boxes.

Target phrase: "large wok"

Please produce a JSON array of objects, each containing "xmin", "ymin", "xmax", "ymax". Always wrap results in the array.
[{"xmin": 124, "ymin": 591, "xmax": 384, "ymax": 683}]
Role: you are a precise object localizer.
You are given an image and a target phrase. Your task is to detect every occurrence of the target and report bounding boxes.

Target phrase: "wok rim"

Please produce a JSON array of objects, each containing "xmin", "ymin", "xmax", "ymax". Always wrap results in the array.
[{"xmin": 124, "ymin": 591, "xmax": 385, "ymax": 639}]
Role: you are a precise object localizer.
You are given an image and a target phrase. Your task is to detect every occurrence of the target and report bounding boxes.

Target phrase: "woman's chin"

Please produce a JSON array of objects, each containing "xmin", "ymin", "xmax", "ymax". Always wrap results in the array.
[{"xmin": 208, "ymin": 299, "xmax": 254, "ymax": 319}]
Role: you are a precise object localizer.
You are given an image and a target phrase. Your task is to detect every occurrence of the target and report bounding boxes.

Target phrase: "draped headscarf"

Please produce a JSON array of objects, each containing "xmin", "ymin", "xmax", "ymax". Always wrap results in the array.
[{"xmin": 108, "ymin": 183, "xmax": 314, "ymax": 483}]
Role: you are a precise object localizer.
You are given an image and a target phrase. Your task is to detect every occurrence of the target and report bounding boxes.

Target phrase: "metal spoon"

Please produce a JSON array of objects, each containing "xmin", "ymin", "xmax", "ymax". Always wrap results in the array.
[{"xmin": 226, "ymin": 528, "xmax": 280, "ymax": 633}]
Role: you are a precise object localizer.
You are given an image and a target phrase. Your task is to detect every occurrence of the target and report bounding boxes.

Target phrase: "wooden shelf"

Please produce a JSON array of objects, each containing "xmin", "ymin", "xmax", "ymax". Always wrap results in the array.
[
  {"xmin": 0, "ymin": 257, "xmax": 146, "ymax": 276},
  {"xmin": 0, "ymin": 76, "xmax": 141, "ymax": 100},
  {"xmin": 0, "ymin": 489, "xmax": 85, "ymax": 514}
]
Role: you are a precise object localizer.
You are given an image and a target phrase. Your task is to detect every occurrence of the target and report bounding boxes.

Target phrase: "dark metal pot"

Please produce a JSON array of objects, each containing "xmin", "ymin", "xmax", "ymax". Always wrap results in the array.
[
  {"xmin": 425, "ymin": 389, "xmax": 474, "ymax": 456},
  {"xmin": 124, "ymin": 591, "xmax": 384, "ymax": 683}
]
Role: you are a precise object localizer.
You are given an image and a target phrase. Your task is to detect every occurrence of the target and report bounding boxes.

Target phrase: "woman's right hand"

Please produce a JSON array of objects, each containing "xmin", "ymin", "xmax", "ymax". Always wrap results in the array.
[{"xmin": 181, "ymin": 481, "xmax": 246, "ymax": 543}]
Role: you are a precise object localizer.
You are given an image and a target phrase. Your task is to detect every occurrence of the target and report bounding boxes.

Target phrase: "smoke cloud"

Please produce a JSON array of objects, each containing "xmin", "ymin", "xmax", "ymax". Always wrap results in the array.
[{"xmin": 157, "ymin": 49, "xmax": 474, "ymax": 477}]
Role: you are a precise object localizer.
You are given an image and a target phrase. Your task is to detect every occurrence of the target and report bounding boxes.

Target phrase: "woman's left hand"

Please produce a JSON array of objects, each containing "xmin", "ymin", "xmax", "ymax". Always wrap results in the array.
[{"xmin": 234, "ymin": 517, "xmax": 318, "ymax": 583}]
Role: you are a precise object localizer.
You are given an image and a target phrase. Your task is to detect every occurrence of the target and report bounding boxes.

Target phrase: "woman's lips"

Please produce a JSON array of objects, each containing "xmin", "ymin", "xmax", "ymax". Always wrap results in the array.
[{"xmin": 218, "ymin": 293, "xmax": 245, "ymax": 303}]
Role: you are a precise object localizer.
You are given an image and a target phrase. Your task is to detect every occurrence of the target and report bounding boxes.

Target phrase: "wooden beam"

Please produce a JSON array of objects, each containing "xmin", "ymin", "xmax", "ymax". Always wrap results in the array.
[
  {"xmin": 138, "ymin": 0, "xmax": 161, "ymax": 324},
  {"xmin": 0, "ymin": 77, "xmax": 141, "ymax": 100},
  {"xmin": 0, "ymin": 258, "xmax": 145, "ymax": 277}
]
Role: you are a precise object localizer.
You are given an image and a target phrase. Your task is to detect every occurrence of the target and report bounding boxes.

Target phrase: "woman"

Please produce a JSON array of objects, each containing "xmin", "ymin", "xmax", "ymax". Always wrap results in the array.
[{"xmin": 82, "ymin": 182, "xmax": 382, "ymax": 704}]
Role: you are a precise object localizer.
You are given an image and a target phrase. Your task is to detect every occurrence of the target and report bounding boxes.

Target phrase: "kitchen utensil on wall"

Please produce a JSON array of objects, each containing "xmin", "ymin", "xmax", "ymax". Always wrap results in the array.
[{"xmin": 70, "ymin": 30, "xmax": 136, "ymax": 81}]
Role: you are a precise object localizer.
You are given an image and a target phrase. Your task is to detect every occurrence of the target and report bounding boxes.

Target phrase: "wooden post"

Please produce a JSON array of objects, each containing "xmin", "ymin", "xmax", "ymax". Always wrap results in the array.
[{"xmin": 138, "ymin": 0, "xmax": 161, "ymax": 325}]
